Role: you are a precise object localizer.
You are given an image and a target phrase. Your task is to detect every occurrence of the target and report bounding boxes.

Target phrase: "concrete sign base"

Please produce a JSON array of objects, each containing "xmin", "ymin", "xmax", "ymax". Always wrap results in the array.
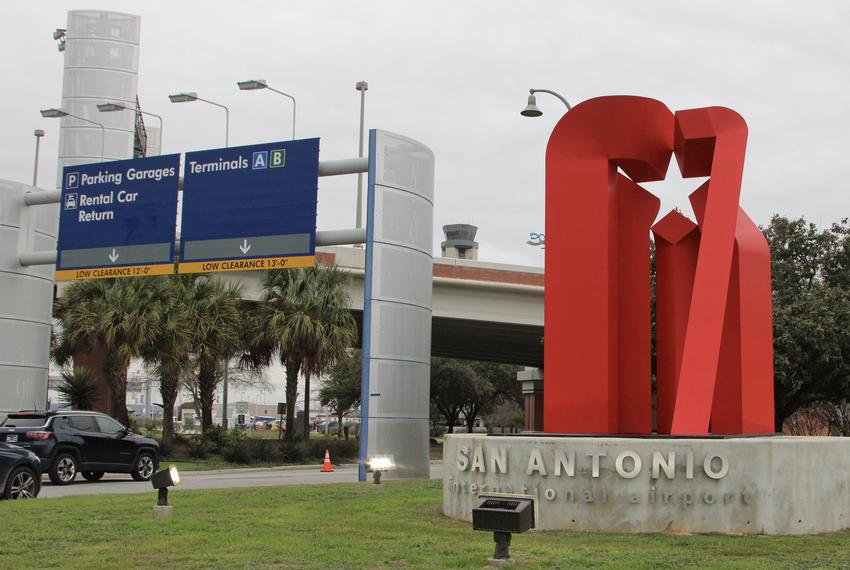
[{"xmin": 443, "ymin": 434, "xmax": 850, "ymax": 535}]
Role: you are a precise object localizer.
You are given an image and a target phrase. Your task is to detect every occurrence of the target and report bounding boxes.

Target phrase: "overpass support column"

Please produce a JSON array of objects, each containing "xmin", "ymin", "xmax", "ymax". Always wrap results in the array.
[
  {"xmin": 359, "ymin": 130, "xmax": 435, "ymax": 480},
  {"xmin": 517, "ymin": 367, "xmax": 544, "ymax": 431},
  {"xmin": 0, "ymin": 180, "xmax": 57, "ymax": 415}
]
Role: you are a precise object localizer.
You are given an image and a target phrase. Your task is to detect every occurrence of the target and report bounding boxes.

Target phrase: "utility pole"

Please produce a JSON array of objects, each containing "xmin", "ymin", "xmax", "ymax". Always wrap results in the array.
[
  {"xmin": 222, "ymin": 360, "xmax": 229, "ymax": 429},
  {"xmin": 32, "ymin": 130, "xmax": 45, "ymax": 187},
  {"xmin": 355, "ymin": 81, "xmax": 368, "ymax": 229}
]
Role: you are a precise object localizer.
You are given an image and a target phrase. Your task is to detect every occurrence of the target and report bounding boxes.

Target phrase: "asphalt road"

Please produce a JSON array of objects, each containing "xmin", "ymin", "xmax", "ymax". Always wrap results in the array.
[{"xmin": 39, "ymin": 462, "xmax": 445, "ymax": 499}]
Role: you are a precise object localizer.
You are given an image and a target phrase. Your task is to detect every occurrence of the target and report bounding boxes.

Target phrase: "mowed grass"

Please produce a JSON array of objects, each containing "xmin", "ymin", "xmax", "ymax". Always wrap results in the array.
[{"xmin": 1, "ymin": 480, "xmax": 848, "ymax": 569}]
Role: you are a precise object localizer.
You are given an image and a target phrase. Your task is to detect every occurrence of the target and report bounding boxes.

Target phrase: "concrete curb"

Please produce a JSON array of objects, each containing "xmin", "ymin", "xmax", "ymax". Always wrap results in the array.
[{"xmin": 170, "ymin": 459, "xmax": 444, "ymax": 476}]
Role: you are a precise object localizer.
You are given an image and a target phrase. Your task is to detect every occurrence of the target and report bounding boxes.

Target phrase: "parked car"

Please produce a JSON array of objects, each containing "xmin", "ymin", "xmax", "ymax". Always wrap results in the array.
[
  {"xmin": 0, "ymin": 442, "xmax": 41, "ymax": 499},
  {"xmin": 0, "ymin": 410, "xmax": 159, "ymax": 485}
]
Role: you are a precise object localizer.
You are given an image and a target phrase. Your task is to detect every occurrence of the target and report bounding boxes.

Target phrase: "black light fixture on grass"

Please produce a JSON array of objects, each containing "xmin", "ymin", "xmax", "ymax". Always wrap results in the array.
[
  {"xmin": 151, "ymin": 465, "xmax": 180, "ymax": 517},
  {"xmin": 365, "ymin": 455, "xmax": 395, "ymax": 486},
  {"xmin": 472, "ymin": 495, "xmax": 536, "ymax": 564}
]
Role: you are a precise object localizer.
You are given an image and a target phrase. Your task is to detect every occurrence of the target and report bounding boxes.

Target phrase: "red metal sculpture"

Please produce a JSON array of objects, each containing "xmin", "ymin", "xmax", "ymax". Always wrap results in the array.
[{"xmin": 544, "ymin": 96, "xmax": 774, "ymax": 436}]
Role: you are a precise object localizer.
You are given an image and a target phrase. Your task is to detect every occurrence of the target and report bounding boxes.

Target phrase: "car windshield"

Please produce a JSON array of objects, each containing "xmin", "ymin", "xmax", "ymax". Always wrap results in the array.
[{"xmin": 1, "ymin": 416, "xmax": 47, "ymax": 427}]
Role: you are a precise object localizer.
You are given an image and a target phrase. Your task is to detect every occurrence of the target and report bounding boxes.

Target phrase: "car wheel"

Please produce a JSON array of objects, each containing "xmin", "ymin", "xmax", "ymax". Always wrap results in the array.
[
  {"xmin": 82, "ymin": 471, "xmax": 105, "ymax": 482},
  {"xmin": 4, "ymin": 466, "xmax": 39, "ymax": 499},
  {"xmin": 49, "ymin": 452, "xmax": 78, "ymax": 485},
  {"xmin": 131, "ymin": 452, "xmax": 156, "ymax": 481}
]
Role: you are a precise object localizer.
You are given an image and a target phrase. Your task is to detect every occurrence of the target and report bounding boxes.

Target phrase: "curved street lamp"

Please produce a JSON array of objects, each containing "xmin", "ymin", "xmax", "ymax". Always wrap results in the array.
[
  {"xmin": 520, "ymin": 88, "xmax": 572, "ymax": 117},
  {"xmin": 40, "ymin": 107, "xmax": 105, "ymax": 162},
  {"xmin": 237, "ymin": 79, "xmax": 297, "ymax": 141},
  {"xmin": 98, "ymin": 102, "xmax": 164, "ymax": 154},
  {"xmin": 168, "ymin": 92, "xmax": 229, "ymax": 147}
]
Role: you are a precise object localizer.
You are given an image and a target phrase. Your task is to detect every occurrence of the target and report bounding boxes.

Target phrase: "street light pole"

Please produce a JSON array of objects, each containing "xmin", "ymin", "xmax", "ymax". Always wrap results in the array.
[
  {"xmin": 168, "ymin": 91, "xmax": 230, "ymax": 427},
  {"xmin": 222, "ymin": 358, "xmax": 229, "ymax": 430},
  {"xmin": 520, "ymin": 88, "xmax": 573, "ymax": 117},
  {"xmin": 236, "ymin": 79, "xmax": 297, "ymax": 140},
  {"xmin": 40, "ymin": 108, "xmax": 105, "ymax": 162},
  {"xmin": 355, "ymin": 81, "xmax": 368, "ymax": 229},
  {"xmin": 168, "ymin": 92, "xmax": 229, "ymax": 147},
  {"xmin": 32, "ymin": 130, "xmax": 44, "ymax": 186},
  {"xmin": 97, "ymin": 102, "xmax": 164, "ymax": 155}
]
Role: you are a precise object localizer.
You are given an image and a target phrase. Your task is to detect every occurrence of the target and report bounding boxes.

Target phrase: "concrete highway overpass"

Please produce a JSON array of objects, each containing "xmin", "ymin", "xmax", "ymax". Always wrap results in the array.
[{"xmin": 221, "ymin": 246, "xmax": 544, "ymax": 367}]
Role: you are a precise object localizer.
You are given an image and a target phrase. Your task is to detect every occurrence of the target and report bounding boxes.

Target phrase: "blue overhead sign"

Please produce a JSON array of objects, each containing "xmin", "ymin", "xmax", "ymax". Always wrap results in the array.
[
  {"xmin": 56, "ymin": 154, "xmax": 181, "ymax": 281},
  {"xmin": 178, "ymin": 138, "xmax": 320, "ymax": 274}
]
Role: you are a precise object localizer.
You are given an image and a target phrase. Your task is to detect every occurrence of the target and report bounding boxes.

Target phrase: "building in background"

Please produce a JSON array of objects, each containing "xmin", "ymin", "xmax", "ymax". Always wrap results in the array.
[
  {"xmin": 440, "ymin": 224, "xmax": 479, "ymax": 260},
  {"xmin": 57, "ymin": 10, "xmax": 142, "ymax": 180}
]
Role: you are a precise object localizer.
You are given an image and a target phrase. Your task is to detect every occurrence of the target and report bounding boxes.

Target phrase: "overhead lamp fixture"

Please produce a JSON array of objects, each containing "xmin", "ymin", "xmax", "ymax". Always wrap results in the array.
[
  {"xmin": 98, "ymin": 102, "xmax": 165, "ymax": 155},
  {"xmin": 96, "ymin": 102, "xmax": 128, "ymax": 112},
  {"xmin": 237, "ymin": 79, "xmax": 268, "ymax": 91},
  {"xmin": 520, "ymin": 94, "xmax": 543, "ymax": 117},
  {"xmin": 40, "ymin": 107, "xmax": 106, "ymax": 162},
  {"xmin": 168, "ymin": 92, "xmax": 199, "ymax": 103},
  {"xmin": 236, "ymin": 78, "xmax": 296, "ymax": 140},
  {"xmin": 168, "ymin": 92, "xmax": 228, "ymax": 146},
  {"xmin": 520, "ymin": 88, "xmax": 573, "ymax": 118},
  {"xmin": 40, "ymin": 108, "xmax": 68, "ymax": 119}
]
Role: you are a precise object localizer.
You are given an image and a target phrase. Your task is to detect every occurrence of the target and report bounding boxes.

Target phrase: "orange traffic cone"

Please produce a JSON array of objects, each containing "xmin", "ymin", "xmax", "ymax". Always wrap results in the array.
[{"xmin": 321, "ymin": 448, "xmax": 334, "ymax": 472}]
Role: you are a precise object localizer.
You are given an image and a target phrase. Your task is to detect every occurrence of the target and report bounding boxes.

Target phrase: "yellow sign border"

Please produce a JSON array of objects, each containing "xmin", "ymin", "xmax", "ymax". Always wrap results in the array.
[
  {"xmin": 55, "ymin": 263, "xmax": 176, "ymax": 281},
  {"xmin": 178, "ymin": 255, "xmax": 317, "ymax": 274}
]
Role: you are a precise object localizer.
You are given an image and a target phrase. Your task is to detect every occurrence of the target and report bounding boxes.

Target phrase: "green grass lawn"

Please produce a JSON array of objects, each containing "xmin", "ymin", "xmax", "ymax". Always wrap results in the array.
[{"xmin": 2, "ymin": 480, "xmax": 847, "ymax": 569}]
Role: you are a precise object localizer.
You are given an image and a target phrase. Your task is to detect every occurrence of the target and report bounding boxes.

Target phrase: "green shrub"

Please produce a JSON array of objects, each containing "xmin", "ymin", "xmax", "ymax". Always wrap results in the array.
[
  {"xmin": 222, "ymin": 434, "xmax": 282, "ymax": 464},
  {"xmin": 245, "ymin": 438, "xmax": 280, "ymax": 463},
  {"xmin": 56, "ymin": 367, "xmax": 99, "ymax": 411},
  {"xmin": 304, "ymin": 438, "xmax": 359, "ymax": 461},
  {"xmin": 200, "ymin": 425, "xmax": 229, "ymax": 453},
  {"xmin": 157, "ymin": 438, "xmax": 175, "ymax": 458},
  {"xmin": 187, "ymin": 436, "xmax": 211, "ymax": 459},
  {"xmin": 280, "ymin": 440, "xmax": 310, "ymax": 463}
]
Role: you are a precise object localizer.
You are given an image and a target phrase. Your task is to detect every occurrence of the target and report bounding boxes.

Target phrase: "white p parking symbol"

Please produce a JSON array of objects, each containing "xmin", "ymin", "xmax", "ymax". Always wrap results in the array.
[{"xmin": 66, "ymin": 172, "xmax": 79, "ymax": 189}]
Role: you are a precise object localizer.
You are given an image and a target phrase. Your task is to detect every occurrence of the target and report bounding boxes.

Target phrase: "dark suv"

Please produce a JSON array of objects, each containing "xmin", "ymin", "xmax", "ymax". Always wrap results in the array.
[{"xmin": 0, "ymin": 411, "xmax": 159, "ymax": 485}]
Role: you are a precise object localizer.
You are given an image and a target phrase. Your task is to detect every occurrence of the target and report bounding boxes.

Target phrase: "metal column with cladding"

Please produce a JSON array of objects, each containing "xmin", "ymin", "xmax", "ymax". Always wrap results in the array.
[
  {"xmin": 0, "ymin": 180, "xmax": 56, "ymax": 414},
  {"xmin": 359, "ymin": 130, "xmax": 435, "ymax": 480}
]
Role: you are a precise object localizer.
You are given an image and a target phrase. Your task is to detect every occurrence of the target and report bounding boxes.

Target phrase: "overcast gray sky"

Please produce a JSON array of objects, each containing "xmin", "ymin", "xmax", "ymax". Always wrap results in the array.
[{"xmin": 2, "ymin": 1, "xmax": 848, "ymax": 267}]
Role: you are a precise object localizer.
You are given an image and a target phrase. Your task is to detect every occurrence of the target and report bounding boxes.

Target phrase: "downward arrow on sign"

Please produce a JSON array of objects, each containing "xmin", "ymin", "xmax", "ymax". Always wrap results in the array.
[
  {"xmin": 108, "ymin": 249, "xmax": 119, "ymax": 263},
  {"xmin": 239, "ymin": 239, "xmax": 252, "ymax": 254}
]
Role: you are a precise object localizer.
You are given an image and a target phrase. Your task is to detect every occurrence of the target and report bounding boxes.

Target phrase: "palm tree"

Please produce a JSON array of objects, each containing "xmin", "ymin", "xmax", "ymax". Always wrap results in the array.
[
  {"xmin": 55, "ymin": 278, "xmax": 167, "ymax": 425},
  {"xmin": 141, "ymin": 275, "xmax": 194, "ymax": 447},
  {"xmin": 56, "ymin": 367, "xmax": 100, "ymax": 410},
  {"xmin": 183, "ymin": 276, "xmax": 244, "ymax": 432},
  {"xmin": 252, "ymin": 266, "xmax": 357, "ymax": 441}
]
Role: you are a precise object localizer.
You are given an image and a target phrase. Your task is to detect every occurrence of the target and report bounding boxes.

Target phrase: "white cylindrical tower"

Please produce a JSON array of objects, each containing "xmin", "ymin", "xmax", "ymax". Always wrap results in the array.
[
  {"xmin": 57, "ymin": 10, "xmax": 141, "ymax": 183},
  {"xmin": 0, "ymin": 11, "xmax": 142, "ymax": 417}
]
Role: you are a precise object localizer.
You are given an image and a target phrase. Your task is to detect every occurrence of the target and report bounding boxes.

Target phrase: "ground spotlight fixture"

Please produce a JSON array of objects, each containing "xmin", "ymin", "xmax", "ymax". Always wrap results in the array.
[
  {"xmin": 168, "ymin": 92, "xmax": 199, "ymax": 103},
  {"xmin": 237, "ymin": 79, "xmax": 268, "ymax": 91},
  {"xmin": 151, "ymin": 465, "xmax": 180, "ymax": 513},
  {"xmin": 472, "ymin": 495, "xmax": 536, "ymax": 564},
  {"xmin": 366, "ymin": 455, "xmax": 395, "ymax": 485}
]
